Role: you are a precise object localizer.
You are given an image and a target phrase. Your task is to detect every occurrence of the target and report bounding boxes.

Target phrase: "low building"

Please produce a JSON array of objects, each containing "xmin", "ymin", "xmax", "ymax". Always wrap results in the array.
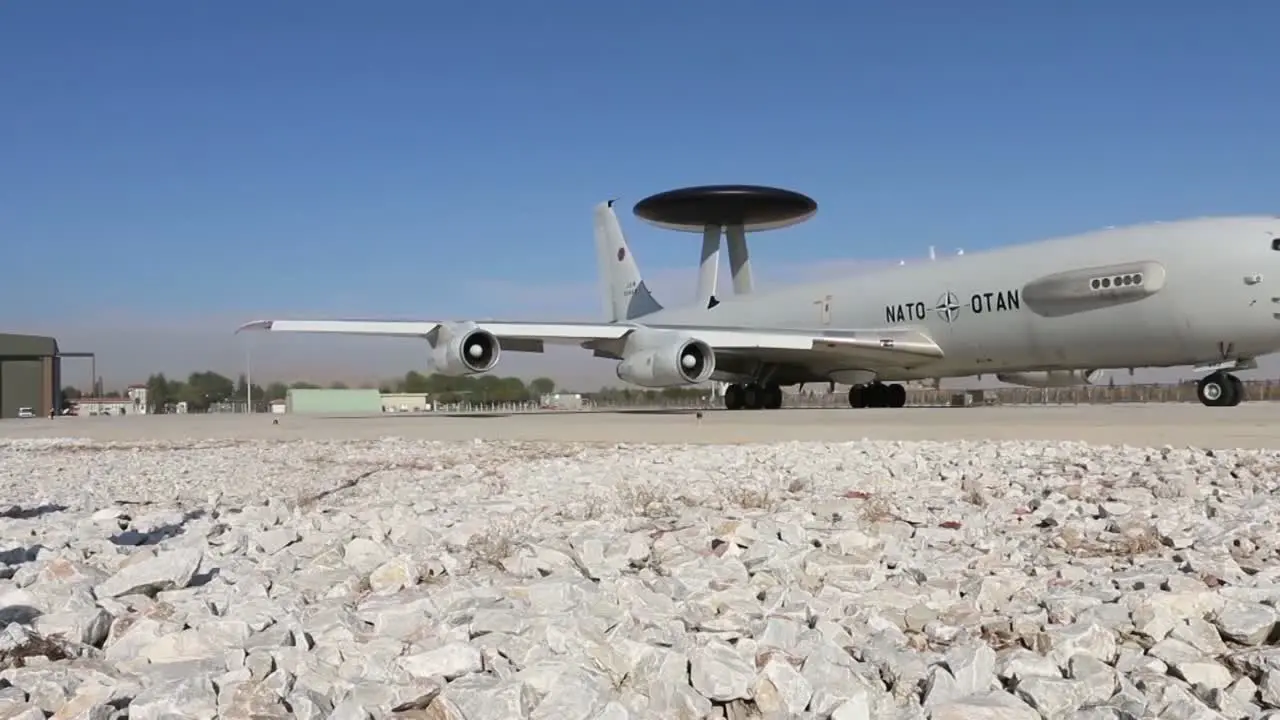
[
  {"xmin": 73, "ymin": 398, "xmax": 132, "ymax": 416},
  {"xmin": 269, "ymin": 399, "xmax": 287, "ymax": 414},
  {"xmin": 73, "ymin": 386, "xmax": 149, "ymax": 416},
  {"xmin": 285, "ymin": 387, "xmax": 382, "ymax": 415},
  {"xmin": 540, "ymin": 392, "xmax": 584, "ymax": 410},
  {"xmin": 381, "ymin": 392, "xmax": 431, "ymax": 413}
]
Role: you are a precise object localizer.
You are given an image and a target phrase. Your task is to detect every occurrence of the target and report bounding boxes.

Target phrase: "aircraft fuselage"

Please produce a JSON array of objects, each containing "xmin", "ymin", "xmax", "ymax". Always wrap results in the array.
[{"xmin": 642, "ymin": 216, "xmax": 1280, "ymax": 382}]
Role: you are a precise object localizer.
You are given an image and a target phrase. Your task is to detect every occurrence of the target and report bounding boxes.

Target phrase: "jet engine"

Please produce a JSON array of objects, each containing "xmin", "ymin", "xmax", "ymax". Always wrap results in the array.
[
  {"xmin": 429, "ymin": 323, "xmax": 501, "ymax": 376},
  {"xmin": 996, "ymin": 369, "xmax": 1104, "ymax": 388},
  {"xmin": 616, "ymin": 337, "xmax": 715, "ymax": 388}
]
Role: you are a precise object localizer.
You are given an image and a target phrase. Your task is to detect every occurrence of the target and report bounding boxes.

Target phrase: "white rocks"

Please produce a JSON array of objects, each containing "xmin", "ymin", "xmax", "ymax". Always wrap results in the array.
[
  {"xmin": 399, "ymin": 643, "xmax": 484, "ymax": 681},
  {"xmin": 7, "ymin": 436, "xmax": 1280, "ymax": 717},
  {"xmin": 93, "ymin": 546, "xmax": 203, "ymax": 598},
  {"xmin": 690, "ymin": 640, "xmax": 755, "ymax": 702},
  {"xmin": 1214, "ymin": 599, "xmax": 1279, "ymax": 645}
]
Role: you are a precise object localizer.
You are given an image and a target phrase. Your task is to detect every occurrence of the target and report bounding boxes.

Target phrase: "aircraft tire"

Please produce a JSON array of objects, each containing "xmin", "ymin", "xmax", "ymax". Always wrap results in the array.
[
  {"xmin": 867, "ymin": 383, "xmax": 889, "ymax": 408},
  {"xmin": 848, "ymin": 385, "xmax": 867, "ymax": 408},
  {"xmin": 763, "ymin": 384, "xmax": 783, "ymax": 409},
  {"xmin": 724, "ymin": 383, "xmax": 745, "ymax": 410},
  {"xmin": 1197, "ymin": 372, "xmax": 1239, "ymax": 407},
  {"xmin": 1227, "ymin": 374, "xmax": 1245, "ymax": 406},
  {"xmin": 743, "ymin": 384, "xmax": 765, "ymax": 410},
  {"xmin": 887, "ymin": 383, "xmax": 907, "ymax": 408}
]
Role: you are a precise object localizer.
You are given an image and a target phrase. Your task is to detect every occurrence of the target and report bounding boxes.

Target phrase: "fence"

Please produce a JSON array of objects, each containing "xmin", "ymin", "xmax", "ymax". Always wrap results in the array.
[
  {"xmin": 207, "ymin": 380, "xmax": 1280, "ymax": 415},
  {"xmin": 902, "ymin": 379, "xmax": 1280, "ymax": 407},
  {"xmin": 586, "ymin": 380, "xmax": 1280, "ymax": 411}
]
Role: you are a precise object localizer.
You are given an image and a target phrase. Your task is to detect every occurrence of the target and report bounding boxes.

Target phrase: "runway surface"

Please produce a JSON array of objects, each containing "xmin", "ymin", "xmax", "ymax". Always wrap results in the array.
[{"xmin": 1, "ymin": 403, "xmax": 1276, "ymax": 448}]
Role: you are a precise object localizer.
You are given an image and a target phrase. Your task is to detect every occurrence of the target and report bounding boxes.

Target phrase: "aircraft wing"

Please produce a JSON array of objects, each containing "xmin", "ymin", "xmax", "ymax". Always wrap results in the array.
[{"xmin": 236, "ymin": 318, "xmax": 944, "ymax": 367}]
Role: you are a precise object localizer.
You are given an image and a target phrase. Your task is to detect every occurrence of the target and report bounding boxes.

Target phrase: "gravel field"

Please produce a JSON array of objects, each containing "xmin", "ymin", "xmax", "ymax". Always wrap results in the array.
[{"xmin": 5, "ymin": 435, "xmax": 1280, "ymax": 719}]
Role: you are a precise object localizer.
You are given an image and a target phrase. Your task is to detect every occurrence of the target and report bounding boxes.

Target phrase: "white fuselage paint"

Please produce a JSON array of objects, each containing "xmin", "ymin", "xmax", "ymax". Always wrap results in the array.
[{"xmin": 637, "ymin": 216, "xmax": 1280, "ymax": 380}]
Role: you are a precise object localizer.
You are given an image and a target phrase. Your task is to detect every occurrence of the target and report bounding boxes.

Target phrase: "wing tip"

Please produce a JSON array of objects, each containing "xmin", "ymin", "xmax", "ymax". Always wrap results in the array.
[{"xmin": 235, "ymin": 320, "xmax": 275, "ymax": 334}]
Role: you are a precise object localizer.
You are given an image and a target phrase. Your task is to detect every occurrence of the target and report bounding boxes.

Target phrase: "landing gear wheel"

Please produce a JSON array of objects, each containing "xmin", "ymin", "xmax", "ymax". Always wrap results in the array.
[
  {"xmin": 1197, "ymin": 372, "xmax": 1242, "ymax": 407},
  {"xmin": 849, "ymin": 382, "xmax": 905, "ymax": 409},
  {"xmin": 763, "ymin": 384, "xmax": 783, "ymax": 409},
  {"xmin": 743, "ymin": 384, "xmax": 765, "ymax": 410},
  {"xmin": 886, "ymin": 383, "xmax": 907, "ymax": 408},
  {"xmin": 848, "ymin": 385, "xmax": 867, "ymax": 408},
  {"xmin": 1227, "ymin": 374, "xmax": 1245, "ymax": 406},
  {"xmin": 724, "ymin": 383, "xmax": 745, "ymax": 410},
  {"xmin": 866, "ymin": 383, "xmax": 884, "ymax": 408}
]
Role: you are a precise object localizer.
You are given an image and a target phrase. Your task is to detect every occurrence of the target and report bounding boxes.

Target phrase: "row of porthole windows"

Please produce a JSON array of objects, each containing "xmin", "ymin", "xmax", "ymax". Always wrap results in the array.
[{"xmin": 1090, "ymin": 272, "xmax": 1144, "ymax": 290}]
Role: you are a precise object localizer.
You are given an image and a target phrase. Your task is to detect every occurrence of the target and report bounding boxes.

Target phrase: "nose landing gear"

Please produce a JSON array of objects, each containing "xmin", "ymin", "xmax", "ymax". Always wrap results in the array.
[{"xmin": 1197, "ymin": 371, "xmax": 1244, "ymax": 407}]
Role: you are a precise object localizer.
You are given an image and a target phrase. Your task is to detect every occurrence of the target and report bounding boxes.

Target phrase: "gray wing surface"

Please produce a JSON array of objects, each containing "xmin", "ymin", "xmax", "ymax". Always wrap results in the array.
[{"xmin": 236, "ymin": 319, "xmax": 943, "ymax": 368}]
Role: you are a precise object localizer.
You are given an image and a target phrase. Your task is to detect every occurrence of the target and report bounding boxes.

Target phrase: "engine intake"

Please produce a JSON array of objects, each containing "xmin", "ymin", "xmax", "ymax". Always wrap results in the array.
[
  {"xmin": 429, "ymin": 324, "xmax": 501, "ymax": 376},
  {"xmin": 616, "ymin": 337, "xmax": 715, "ymax": 388},
  {"xmin": 996, "ymin": 369, "xmax": 1104, "ymax": 388}
]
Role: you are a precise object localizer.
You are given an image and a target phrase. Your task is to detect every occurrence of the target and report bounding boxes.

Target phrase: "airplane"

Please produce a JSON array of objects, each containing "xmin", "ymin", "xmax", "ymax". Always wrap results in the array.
[{"xmin": 237, "ymin": 196, "xmax": 1280, "ymax": 410}]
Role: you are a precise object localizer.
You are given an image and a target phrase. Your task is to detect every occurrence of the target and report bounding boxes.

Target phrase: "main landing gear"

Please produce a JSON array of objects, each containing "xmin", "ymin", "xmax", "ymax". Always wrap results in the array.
[
  {"xmin": 723, "ymin": 383, "xmax": 784, "ymax": 410},
  {"xmin": 848, "ymin": 382, "xmax": 907, "ymax": 409},
  {"xmin": 1197, "ymin": 371, "xmax": 1244, "ymax": 407}
]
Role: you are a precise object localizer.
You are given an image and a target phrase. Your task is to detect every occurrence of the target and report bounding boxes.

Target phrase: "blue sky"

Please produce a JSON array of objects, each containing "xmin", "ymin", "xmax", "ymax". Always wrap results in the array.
[{"xmin": 3, "ymin": 2, "xmax": 1279, "ymax": 386}]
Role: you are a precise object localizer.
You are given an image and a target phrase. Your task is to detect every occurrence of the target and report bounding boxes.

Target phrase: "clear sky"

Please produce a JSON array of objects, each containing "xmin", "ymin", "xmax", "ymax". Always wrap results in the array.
[{"xmin": 3, "ymin": 2, "xmax": 1279, "ymax": 388}]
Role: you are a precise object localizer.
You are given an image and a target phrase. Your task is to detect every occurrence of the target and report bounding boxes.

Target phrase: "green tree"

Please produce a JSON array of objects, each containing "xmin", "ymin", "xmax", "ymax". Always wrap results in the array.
[
  {"xmin": 145, "ymin": 373, "xmax": 168, "ymax": 412},
  {"xmin": 402, "ymin": 371, "xmax": 431, "ymax": 394},
  {"xmin": 529, "ymin": 377, "xmax": 555, "ymax": 397},
  {"xmin": 265, "ymin": 382, "xmax": 289, "ymax": 401},
  {"xmin": 181, "ymin": 371, "xmax": 235, "ymax": 411},
  {"xmin": 232, "ymin": 374, "xmax": 266, "ymax": 407}
]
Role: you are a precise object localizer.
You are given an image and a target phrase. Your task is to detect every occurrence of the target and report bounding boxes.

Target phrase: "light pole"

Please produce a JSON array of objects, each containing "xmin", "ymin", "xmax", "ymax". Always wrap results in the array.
[{"xmin": 245, "ymin": 338, "xmax": 253, "ymax": 414}]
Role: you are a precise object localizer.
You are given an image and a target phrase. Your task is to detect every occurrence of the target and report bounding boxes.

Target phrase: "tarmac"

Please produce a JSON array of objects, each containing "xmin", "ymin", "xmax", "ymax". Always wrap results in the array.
[{"xmin": 1, "ymin": 403, "xmax": 1277, "ymax": 449}]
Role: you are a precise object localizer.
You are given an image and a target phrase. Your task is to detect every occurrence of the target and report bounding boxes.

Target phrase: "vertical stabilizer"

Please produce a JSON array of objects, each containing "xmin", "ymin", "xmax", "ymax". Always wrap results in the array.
[{"xmin": 593, "ymin": 200, "xmax": 664, "ymax": 322}]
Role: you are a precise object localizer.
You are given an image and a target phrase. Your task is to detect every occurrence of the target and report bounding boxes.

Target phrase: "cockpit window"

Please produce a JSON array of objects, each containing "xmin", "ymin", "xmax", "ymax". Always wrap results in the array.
[{"xmin": 1271, "ymin": 237, "xmax": 1280, "ymax": 251}]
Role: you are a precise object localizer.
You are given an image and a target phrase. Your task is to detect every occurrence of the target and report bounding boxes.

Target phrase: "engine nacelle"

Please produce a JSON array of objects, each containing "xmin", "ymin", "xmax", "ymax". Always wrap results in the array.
[
  {"xmin": 429, "ymin": 323, "xmax": 501, "ymax": 376},
  {"xmin": 996, "ymin": 369, "xmax": 1104, "ymax": 388},
  {"xmin": 616, "ymin": 337, "xmax": 715, "ymax": 388}
]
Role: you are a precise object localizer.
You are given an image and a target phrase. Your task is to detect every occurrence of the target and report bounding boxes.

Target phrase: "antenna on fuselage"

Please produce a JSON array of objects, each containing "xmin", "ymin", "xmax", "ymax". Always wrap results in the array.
[
  {"xmin": 957, "ymin": 248, "xmax": 964, "ymax": 256},
  {"xmin": 928, "ymin": 246, "xmax": 936, "ymax": 261}
]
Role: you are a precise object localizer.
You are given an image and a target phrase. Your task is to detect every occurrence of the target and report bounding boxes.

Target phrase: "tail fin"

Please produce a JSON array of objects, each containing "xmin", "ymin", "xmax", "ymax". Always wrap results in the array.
[{"xmin": 593, "ymin": 200, "xmax": 664, "ymax": 322}]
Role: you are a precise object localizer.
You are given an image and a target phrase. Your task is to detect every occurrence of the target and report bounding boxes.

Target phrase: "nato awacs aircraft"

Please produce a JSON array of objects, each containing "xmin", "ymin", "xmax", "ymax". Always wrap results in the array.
[{"xmin": 238, "ymin": 185, "xmax": 1280, "ymax": 410}]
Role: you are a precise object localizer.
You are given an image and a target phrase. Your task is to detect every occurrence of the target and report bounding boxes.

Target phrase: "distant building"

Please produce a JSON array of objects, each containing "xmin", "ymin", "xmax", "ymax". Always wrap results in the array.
[
  {"xmin": 73, "ymin": 398, "xmax": 131, "ymax": 416},
  {"xmin": 285, "ymin": 387, "xmax": 382, "ymax": 415},
  {"xmin": 74, "ymin": 385, "xmax": 148, "ymax": 416},
  {"xmin": 269, "ymin": 399, "xmax": 287, "ymax": 414},
  {"xmin": 127, "ymin": 385, "xmax": 148, "ymax": 413},
  {"xmin": 540, "ymin": 392, "xmax": 583, "ymax": 410},
  {"xmin": 381, "ymin": 393, "xmax": 431, "ymax": 413}
]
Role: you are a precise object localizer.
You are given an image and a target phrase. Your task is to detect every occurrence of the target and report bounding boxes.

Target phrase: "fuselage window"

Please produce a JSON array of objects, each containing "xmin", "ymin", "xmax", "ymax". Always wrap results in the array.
[{"xmin": 1091, "ymin": 273, "xmax": 1144, "ymax": 291}]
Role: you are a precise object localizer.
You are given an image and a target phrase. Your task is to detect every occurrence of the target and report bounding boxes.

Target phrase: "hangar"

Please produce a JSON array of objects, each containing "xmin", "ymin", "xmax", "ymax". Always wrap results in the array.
[
  {"xmin": 0, "ymin": 333, "xmax": 94, "ymax": 419},
  {"xmin": 0, "ymin": 333, "xmax": 60, "ymax": 418}
]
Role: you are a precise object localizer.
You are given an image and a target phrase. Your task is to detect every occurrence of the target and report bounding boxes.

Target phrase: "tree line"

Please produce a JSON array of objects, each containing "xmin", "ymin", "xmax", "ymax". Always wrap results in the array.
[{"xmin": 62, "ymin": 370, "xmax": 712, "ymax": 413}]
